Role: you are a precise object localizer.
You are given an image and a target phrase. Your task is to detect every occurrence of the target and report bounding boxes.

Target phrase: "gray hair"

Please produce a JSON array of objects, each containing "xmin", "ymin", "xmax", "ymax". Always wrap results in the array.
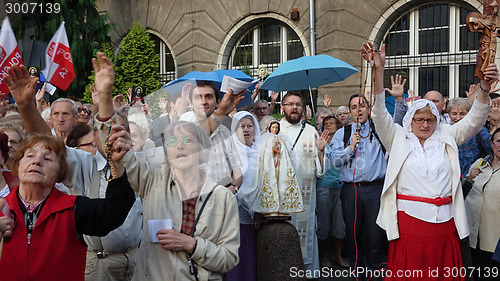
[
  {"xmin": 336, "ymin": 106, "xmax": 349, "ymax": 115},
  {"xmin": 162, "ymin": 121, "xmax": 211, "ymax": 165},
  {"xmin": 446, "ymin": 97, "xmax": 471, "ymax": 113},
  {"xmin": 314, "ymin": 108, "xmax": 332, "ymax": 123},
  {"xmin": 254, "ymin": 99, "xmax": 268, "ymax": 106},
  {"xmin": 51, "ymin": 98, "xmax": 78, "ymax": 116},
  {"xmin": 259, "ymin": 115, "xmax": 277, "ymax": 132}
]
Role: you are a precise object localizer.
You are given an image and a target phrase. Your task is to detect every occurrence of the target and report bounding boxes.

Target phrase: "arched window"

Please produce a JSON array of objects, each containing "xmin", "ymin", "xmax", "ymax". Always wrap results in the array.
[
  {"xmin": 382, "ymin": 2, "xmax": 480, "ymax": 98},
  {"xmin": 149, "ymin": 33, "xmax": 175, "ymax": 84},
  {"xmin": 229, "ymin": 19, "xmax": 305, "ymax": 78}
]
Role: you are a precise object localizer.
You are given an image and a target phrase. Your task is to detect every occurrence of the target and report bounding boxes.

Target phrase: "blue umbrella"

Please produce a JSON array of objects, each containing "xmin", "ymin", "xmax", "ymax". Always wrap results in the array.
[
  {"xmin": 260, "ymin": 55, "xmax": 358, "ymax": 115},
  {"xmin": 163, "ymin": 69, "xmax": 256, "ymax": 108}
]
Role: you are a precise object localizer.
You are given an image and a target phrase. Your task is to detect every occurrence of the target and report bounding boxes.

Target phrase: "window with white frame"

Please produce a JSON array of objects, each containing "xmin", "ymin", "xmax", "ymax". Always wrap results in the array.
[
  {"xmin": 382, "ymin": 2, "xmax": 480, "ymax": 98},
  {"xmin": 229, "ymin": 19, "xmax": 305, "ymax": 78},
  {"xmin": 149, "ymin": 33, "xmax": 175, "ymax": 84},
  {"xmin": 228, "ymin": 19, "xmax": 305, "ymax": 110}
]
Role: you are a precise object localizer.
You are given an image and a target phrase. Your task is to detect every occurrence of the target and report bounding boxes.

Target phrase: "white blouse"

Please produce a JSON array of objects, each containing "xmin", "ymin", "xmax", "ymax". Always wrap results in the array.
[{"xmin": 397, "ymin": 147, "xmax": 453, "ymax": 223}]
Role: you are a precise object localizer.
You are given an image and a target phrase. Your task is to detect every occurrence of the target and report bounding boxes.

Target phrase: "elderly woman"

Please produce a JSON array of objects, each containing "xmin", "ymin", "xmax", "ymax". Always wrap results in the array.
[
  {"xmin": 316, "ymin": 116, "xmax": 348, "ymax": 268},
  {"xmin": 0, "ymin": 134, "xmax": 135, "ymax": 281},
  {"xmin": 363, "ymin": 42, "xmax": 496, "ymax": 280},
  {"xmin": 447, "ymin": 97, "xmax": 492, "ymax": 175},
  {"xmin": 66, "ymin": 123, "xmax": 97, "ymax": 155},
  {"xmin": 86, "ymin": 52, "xmax": 239, "ymax": 281},
  {"xmin": 227, "ymin": 111, "xmax": 261, "ymax": 281},
  {"xmin": 99, "ymin": 121, "xmax": 240, "ymax": 281},
  {"xmin": 465, "ymin": 128, "xmax": 500, "ymax": 281}
]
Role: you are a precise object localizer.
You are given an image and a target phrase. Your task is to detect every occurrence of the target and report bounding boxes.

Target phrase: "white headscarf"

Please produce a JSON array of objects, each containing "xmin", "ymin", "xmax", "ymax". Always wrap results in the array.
[
  {"xmin": 402, "ymin": 99, "xmax": 445, "ymax": 181},
  {"xmin": 231, "ymin": 111, "xmax": 261, "ymax": 175}
]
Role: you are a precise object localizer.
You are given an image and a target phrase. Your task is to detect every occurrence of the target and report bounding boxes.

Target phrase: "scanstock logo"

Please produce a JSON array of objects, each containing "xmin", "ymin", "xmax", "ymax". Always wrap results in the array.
[{"xmin": 0, "ymin": 46, "xmax": 6, "ymax": 63}]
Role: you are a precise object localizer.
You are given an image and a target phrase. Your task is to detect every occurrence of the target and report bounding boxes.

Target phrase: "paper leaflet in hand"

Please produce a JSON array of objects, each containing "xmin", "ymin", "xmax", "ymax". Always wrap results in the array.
[
  {"xmin": 220, "ymin": 75, "xmax": 258, "ymax": 94},
  {"xmin": 148, "ymin": 219, "xmax": 172, "ymax": 243}
]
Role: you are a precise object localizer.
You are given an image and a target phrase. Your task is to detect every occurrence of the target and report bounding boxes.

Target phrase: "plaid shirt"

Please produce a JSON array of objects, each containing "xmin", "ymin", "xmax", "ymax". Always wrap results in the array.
[{"xmin": 181, "ymin": 196, "xmax": 198, "ymax": 236}]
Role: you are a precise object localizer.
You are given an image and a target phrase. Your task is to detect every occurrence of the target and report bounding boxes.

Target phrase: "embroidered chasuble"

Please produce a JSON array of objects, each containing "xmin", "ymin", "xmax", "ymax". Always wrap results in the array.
[
  {"xmin": 248, "ymin": 133, "xmax": 304, "ymax": 215},
  {"xmin": 278, "ymin": 119, "xmax": 324, "ymax": 272}
]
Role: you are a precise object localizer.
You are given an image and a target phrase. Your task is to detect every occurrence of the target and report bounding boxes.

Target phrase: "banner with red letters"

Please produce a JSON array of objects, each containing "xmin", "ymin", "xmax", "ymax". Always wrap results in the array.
[
  {"xmin": 0, "ymin": 17, "xmax": 24, "ymax": 100},
  {"xmin": 42, "ymin": 22, "xmax": 75, "ymax": 91}
]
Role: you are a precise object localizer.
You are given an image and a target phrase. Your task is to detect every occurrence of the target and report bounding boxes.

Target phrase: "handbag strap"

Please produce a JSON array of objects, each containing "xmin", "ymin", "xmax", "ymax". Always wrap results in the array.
[
  {"xmin": 191, "ymin": 183, "xmax": 217, "ymax": 237},
  {"xmin": 188, "ymin": 183, "xmax": 218, "ymax": 281}
]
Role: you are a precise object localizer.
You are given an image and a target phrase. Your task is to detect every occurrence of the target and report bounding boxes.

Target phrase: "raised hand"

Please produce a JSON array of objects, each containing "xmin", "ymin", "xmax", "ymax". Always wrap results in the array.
[
  {"xmin": 92, "ymin": 52, "xmax": 114, "ymax": 98},
  {"xmin": 315, "ymin": 129, "xmax": 329, "ymax": 152},
  {"xmin": 3, "ymin": 65, "xmax": 38, "ymax": 107},
  {"xmin": 385, "ymin": 74, "xmax": 406, "ymax": 100},
  {"xmin": 270, "ymin": 91, "xmax": 279, "ymax": 103},
  {"xmin": 480, "ymin": 63, "xmax": 500, "ymax": 90},
  {"xmin": 322, "ymin": 94, "xmax": 331, "ymax": 108},
  {"xmin": 91, "ymin": 83, "xmax": 99, "ymax": 105},
  {"xmin": 215, "ymin": 88, "xmax": 245, "ymax": 116},
  {"xmin": 306, "ymin": 105, "xmax": 312, "ymax": 121},
  {"xmin": 407, "ymin": 89, "xmax": 416, "ymax": 98},
  {"xmin": 35, "ymin": 83, "xmax": 47, "ymax": 103},
  {"xmin": 361, "ymin": 42, "xmax": 386, "ymax": 95},
  {"xmin": 361, "ymin": 42, "xmax": 386, "ymax": 71}
]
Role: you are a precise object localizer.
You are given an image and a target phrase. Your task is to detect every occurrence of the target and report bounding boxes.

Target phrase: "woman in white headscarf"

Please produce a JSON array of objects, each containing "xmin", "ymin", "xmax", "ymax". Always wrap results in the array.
[
  {"xmin": 226, "ymin": 111, "xmax": 261, "ymax": 281},
  {"xmin": 362, "ymin": 42, "xmax": 497, "ymax": 281}
]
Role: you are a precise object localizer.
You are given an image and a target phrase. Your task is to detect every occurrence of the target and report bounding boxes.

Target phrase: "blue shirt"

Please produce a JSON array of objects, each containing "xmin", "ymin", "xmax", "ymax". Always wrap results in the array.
[
  {"xmin": 317, "ymin": 144, "xmax": 342, "ymax": 188},
  {"xmin": 458, "ymin": 126, "xmax": 492, "ymax": 175},
  {"xmin": 329, "ymin": 121, "xmax": 387, "ymax": 183}
]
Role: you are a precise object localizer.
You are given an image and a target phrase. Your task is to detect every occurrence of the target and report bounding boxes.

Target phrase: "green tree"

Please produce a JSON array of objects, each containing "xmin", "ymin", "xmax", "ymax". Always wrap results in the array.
[
  {"xmin": 14, "ymin": 0, "xmax": 112, "ymax": 98},
  {"xmin": 115, "ymin": 22, "xmax": 161, "ymax": 98},
  {"xmin": 82, "ymin": 42, "xmax": 117, "ymax": 103}
]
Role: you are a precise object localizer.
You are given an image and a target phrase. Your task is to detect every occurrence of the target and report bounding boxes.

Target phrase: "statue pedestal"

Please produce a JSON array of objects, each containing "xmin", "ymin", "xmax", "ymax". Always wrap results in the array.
[{"xmin": 257, "ymin": 220, "xmax": 306, "ymax": 281}]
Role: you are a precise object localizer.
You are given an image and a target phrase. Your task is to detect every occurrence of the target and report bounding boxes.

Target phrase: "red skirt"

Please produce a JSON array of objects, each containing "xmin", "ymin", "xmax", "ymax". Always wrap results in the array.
[{"xmin": 385, "ymin": 211, "xmax": 464, "ymax": 281}]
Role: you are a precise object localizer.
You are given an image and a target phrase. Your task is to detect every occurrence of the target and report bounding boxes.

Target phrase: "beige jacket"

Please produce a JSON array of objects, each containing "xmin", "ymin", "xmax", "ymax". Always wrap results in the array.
[
  {"xmin": 95, "ymin": 118, "xmax": 240, "ymax": 281},
  {"xmin": 371, "ymin": 95, "xmax": 490, "ymax": 241},
  {"xmin": 125, "ymin": 151, "xmax": 239, "ymax": 281},
  {"xmin": 466, "ymin": 157, "xmax": 500, "ymax": 252}
]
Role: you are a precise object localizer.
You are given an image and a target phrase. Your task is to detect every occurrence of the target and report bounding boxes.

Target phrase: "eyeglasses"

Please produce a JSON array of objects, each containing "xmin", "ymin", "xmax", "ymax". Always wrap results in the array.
[
  {"xmin": 282, "ymin": 103, "xmax": 303, "ymax": 108},
  {"xmin": 78, "ymin": 108, "xmax": 92, "ymax": 115},
  {"xmin": 76, "ymin": 141, "xmax": 95, "ymax": 148},
  {"xmin": 255, "ymin": 107, "xmax": 268, "ymax": 111},
  {"xmin": 413, "ymin": 118, "xmax": 437, "ymax": 124},
  {"xmin": 165, "ymin": 135, "xmax": 197, "ymax": 146}
]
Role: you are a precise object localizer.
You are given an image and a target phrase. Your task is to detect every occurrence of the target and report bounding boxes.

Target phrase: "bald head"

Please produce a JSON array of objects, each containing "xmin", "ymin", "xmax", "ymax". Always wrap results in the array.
[{"xmin": 424, "ymin": 91, "xmax": 445, "ymax": 114}]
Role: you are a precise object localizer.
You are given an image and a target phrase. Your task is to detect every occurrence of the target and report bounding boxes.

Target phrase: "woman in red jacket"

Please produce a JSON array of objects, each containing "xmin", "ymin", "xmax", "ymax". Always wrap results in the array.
[{"xmin": 0, "ymin": 134, "xmax": 135, "ymax": 281}]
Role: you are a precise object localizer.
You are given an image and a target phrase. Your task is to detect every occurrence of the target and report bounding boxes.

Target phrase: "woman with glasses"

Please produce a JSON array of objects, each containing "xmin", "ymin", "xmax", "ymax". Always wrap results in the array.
[
  {"xmin": 66, "ymin": 123, "xmax": 97, "ymax": 155},
  {"xmin": 363, "ymin": 42, "xmax": 497, "ymax": 281},
  {"xmin": 99, "ymin": 120, "xmax": 239, "ymax": 281}
]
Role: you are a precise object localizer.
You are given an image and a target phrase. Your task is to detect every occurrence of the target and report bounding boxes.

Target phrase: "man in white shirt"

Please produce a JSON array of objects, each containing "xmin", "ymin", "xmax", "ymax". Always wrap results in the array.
[{"xmin": 180, "ymin": 81, "xmax": 242, "ymax": 190}]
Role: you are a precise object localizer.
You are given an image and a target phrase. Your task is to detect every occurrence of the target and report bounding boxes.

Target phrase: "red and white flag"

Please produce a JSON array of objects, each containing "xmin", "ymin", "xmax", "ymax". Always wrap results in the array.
[
  {"xmin": 42, "ymin": 22, "xmax": 75, "ymax": 91},
  {"xmin": 0, "ymin": 17, "xmax": 24, "ymax": 100}
]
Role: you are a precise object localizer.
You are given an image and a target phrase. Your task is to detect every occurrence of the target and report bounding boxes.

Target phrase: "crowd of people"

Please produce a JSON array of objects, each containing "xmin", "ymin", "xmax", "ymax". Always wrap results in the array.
[{"xmin": 0, "ymin": 41, "xmax": 499, "ymax": 281}]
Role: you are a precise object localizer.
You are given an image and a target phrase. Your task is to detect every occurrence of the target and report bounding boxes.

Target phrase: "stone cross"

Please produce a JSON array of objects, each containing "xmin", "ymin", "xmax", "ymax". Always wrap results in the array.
[{"xmin": 467, "ymin": 0, "xmax": 500, "ymax": 79}]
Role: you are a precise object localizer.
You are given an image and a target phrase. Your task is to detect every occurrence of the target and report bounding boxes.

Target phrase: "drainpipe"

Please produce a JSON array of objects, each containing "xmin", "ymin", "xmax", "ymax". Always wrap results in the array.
[{"xmin": 309, "ymin": 0, "xmax": 316, "ymax": 55}]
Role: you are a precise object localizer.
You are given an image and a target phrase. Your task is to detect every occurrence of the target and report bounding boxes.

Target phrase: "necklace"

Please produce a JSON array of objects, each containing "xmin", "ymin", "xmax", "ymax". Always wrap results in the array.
[{"xmin": 26, "ymin": 205, "xmax": 43, "ymax": 233}]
